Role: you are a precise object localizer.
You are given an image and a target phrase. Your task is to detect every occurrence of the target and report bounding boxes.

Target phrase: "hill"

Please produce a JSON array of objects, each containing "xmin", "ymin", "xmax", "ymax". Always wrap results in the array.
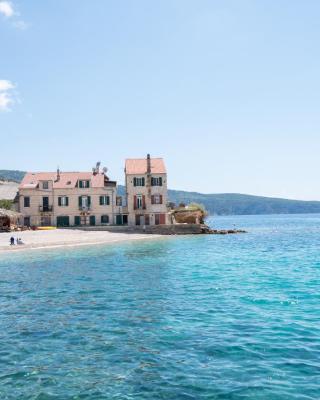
[
  {"xmin": 0, "ymin": 170, "xmax": 26, "ymax": 183},
  {"xmin": 1, "ymin": 170, "xmax": 320, "ymax": 215}
]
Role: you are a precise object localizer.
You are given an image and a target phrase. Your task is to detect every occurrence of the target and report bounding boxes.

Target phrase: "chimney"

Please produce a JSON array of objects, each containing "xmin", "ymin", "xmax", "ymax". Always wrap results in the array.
[
  {"xmin": 147, "ymin": 154, "xmax": 151, "ymax": 174},
  {"xmin": 56, "ymin": 167, "xmax": 61, "ymax": 181}
]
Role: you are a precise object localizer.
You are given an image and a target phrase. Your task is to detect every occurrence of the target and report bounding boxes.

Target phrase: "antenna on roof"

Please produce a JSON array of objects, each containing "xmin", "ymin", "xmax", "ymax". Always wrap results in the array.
[{"xmin": 102, "ymin": 167, "xmax": 108, "ymax": 174}]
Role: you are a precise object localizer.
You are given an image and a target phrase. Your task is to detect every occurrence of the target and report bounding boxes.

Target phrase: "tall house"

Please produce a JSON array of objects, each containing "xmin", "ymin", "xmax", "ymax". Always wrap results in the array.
[
  {"xmin": 18, "ymin": 165, "xmax": 117, "ymax": 227},
  {"xmin": 125, "ymin": 154, "xmax": 170, "ymax": 226}
]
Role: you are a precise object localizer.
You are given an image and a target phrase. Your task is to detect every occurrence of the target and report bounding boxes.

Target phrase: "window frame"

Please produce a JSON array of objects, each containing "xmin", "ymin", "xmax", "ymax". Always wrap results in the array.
[
  {"xmin": 101, "ymin": 215, "xmax": 109, "ymax": 224},
  {"xmin": 133, "ymin": 177, "xmax": 145, "ymax": 187},
  {"xmin": 24, "ymin": 196, "xmax": 30, "ymax": 208}
]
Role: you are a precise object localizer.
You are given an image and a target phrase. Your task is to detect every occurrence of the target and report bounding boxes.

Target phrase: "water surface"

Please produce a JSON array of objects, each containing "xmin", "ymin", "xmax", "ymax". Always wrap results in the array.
[{"xmin": 0, "ymin": 215, "xmax": 319, "ymax": 399}]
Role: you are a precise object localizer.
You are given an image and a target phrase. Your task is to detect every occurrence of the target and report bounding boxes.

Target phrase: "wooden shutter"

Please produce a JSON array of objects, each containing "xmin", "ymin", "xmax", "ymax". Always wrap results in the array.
[
  {"xmin": 134, "ymin": 195, "xmax": 137, "ymax": 210},
  {"xmin": 159, "ymin": 177, "xmax": 162, "ymax": 186},
  {"xmin": 107, "ymin": 196, "xmax": 110, "ymax": 205},
  {"xmin": 66, "ymin": 197, "xmax": 69, "ymax": 206},
  {"xmin": 79, "ymin": 180, "xmax": 83, "ymax": 188},
  {"xmin": 151, "ymin": 195, "xmax": 154, "ymax": 205},
  {"xmin": 88, "ymin": 196, "xmax": 91, "ymax": 207},
  {"xmin": 142, "ymin": 177, "xmax": 145, "ymax": 186},
  {"xmin": 58, "ymin": 197, "xmax": 62, "ymax": 206},
  {"xmin": 99, "ymin": 196, "xmax": 103, "ymax": 205},
  {"xmin": 160, "ymin": 195, "xmax": 163, "ymax": 204},
  {"xmin": 142, "ymin": 195, "xmax": 146, "ymax": 209},
  {"xmin": 133, "ymin": 178, "xmax": 136, "ymax": 187},
  {"xmin": 160, "ymin": 214, "xmax": 166, "ymax": 224},
  {"xmin": 78, "ymin": 196, "xmax": 82, "ymax": 207}
]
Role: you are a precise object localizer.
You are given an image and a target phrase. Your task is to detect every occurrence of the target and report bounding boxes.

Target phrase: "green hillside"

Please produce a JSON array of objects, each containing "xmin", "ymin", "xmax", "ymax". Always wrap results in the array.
[
  {"xmin": 0, "ymin": 170, "xmax": 26, "ymax": 183},
  {"xmin": 1, "ymin": 170, "xmax": 320, "ymax": 215}
]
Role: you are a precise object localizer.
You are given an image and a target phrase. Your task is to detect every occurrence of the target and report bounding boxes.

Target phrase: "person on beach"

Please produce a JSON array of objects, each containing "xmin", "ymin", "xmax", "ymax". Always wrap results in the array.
[{"xmin": 10, "ymin": 237, "xmax": 15, "ymax": 246}]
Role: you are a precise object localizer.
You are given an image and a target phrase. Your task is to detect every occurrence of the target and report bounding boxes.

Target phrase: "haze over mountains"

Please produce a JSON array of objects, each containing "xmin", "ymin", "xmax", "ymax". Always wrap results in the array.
[{"xmin": 1, "ymin": 170, "xmax": 320, "ymax": 216}]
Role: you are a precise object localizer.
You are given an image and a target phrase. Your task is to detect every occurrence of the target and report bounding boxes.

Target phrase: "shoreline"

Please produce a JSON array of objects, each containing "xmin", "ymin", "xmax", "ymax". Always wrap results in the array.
[{"xmin": 0, "ymin": 229, "xmax": 163, "ymax": 254}]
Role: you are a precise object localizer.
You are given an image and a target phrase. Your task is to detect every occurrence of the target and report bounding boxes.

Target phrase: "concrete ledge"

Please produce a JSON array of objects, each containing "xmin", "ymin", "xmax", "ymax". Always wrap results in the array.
[{"xmin": 64, "ymin": 224, "xmax": 203, "ymax": 235}]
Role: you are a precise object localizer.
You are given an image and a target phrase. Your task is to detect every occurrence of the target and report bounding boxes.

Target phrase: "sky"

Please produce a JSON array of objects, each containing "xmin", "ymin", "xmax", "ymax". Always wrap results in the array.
[{"xmin": 1, "ymin": 0, "xmax": 320, "ymax": 200}]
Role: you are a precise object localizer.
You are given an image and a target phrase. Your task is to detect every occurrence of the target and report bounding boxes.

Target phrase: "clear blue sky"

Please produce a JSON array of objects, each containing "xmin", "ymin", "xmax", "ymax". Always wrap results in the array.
[{"xmin": 1, "ymin": 0, "xmax": 320, "ymax": 200}]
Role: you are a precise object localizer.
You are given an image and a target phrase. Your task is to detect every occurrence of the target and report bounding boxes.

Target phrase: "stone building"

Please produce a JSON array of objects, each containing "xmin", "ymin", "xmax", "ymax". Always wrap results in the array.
[
  {"xmin": 18, "ymin": 164, "xmax": 119, "ymax": 227},
  {"xmin": 125, "ymin": 154, "xmax": 170, "ymax": 226}
]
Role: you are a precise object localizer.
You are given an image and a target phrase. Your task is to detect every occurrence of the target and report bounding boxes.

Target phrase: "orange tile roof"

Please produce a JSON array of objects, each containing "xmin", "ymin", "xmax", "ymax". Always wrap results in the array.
[
  {"xmin": 19, "ymin": 172, "xmax": 107, "ymax": 189},
  {"xmin": 125, "ymin": 158, "xmax": 166, "ymax": 174}
]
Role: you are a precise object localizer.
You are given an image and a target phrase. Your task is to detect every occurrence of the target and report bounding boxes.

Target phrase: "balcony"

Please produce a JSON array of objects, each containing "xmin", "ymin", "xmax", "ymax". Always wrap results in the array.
[
  {"xmin": 79, "ymin": 205, "xmax": 91, "ymax": 212},
  {"xmin": 39, "ymin": 205, "xmax": 53, "ymax": 212}
]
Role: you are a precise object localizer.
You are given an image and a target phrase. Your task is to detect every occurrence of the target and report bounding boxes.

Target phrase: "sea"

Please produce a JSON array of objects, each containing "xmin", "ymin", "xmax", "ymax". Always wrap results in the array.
[{"xmin": 0, "ymin": 214, "xmax": 319, "ymax": 400}]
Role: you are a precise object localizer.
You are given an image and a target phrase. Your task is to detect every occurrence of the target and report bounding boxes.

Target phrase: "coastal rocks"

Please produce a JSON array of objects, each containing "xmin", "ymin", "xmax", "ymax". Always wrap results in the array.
[{"xmin": 200, "ymin": 224, "xmax": 247, "ymax": 234}]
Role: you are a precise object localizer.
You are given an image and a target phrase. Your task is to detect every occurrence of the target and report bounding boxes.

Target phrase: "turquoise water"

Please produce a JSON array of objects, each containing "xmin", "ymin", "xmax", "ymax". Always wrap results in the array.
[{"xmin": 0, "ymin": 214, "xmax": 320, "ymax": 399}]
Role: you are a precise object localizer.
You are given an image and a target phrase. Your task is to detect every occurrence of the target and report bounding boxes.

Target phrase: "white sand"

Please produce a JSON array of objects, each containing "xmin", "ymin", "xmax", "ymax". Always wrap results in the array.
[{"xmin": 0, "ymin": 229, "xmax": 161, "ymax": 252}]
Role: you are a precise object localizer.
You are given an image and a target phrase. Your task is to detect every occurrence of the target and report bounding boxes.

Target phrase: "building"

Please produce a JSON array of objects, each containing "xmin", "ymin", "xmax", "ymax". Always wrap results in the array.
[
  {"xmin": 18, "ymin": 164, "xmax": 119, "ymax": 227},
  {"xmin": 125, "ymin": 154, "xmax": 170, "ymax": 226}
]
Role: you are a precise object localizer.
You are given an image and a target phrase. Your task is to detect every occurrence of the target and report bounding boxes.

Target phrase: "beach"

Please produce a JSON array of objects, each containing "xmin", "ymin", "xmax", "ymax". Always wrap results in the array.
[{"xmin": 0, "ymin": 229, "xmax": 161, "ymax": 252}]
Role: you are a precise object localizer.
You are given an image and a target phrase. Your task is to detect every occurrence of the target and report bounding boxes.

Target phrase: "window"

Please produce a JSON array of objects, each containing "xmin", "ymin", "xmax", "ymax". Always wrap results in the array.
[
  {"xmin": 99, "ymin": 195, "xmax": 110, "ymax": 206},
  {"xmin": 43, "ymin": 181, "xmax": 49, "ymax": 189},
  {"xmin": 101, "ymin": 215, "xmax": 109, "ymax": 224},
  {"xmin": 136, "ymin": 195, "xmax": 143, "ymax": 209},
  {"xmin": 24, "ymin": 197, "xmax": 30, "ymax": 207},
  {"xmin": 79, "ymin": 180, "xmax": 90, "ymax": 188},
  {"xmin": 151, "ymin": 177, "xmax": 163, "ymax": 186},
  {"xmin": 151, "ymin": 194, "xmax": 162, "ymax": 205},
  {"xmin": 58, "ymin": 196, "xmax": 69, "ymax": 206},
  {"xmin": 133, "ymin": 177, "xmax": 145, "ymax": 187},
  {"xmin": 78, "ymin": 196, "xmax": 91, "ymax": 209},
  {"xmin": 116, "ymin": 196, "xmax": 122, "ymax": 206}
]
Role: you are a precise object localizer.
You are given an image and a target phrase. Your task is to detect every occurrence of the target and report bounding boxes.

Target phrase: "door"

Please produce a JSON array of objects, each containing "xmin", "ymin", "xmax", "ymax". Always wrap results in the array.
[
  {"xmin": 116, "ymin": 215, "xmax": 122, "ymax": 225},
  {"xmin": 159, "ymin": 214, "xmax": 166, "ymax": 224},
  {"xmin": 42, "ymin": 196, "xmax": 49, "ymax": 212},
  {"xmin": 74, "ymin": 216, "xmax": 81, "ymax": 226},
  {"xmin": 41, "ymin": 216, "xmax": 51, "ymax": 226},
  {"xmin": 155, "ymin": 214, "xmax": 160, "ymax": 225},
  {"xmin": 90, "ymin": 215, "xmax": 96, "ymax": 226},
  {"xmin": 57, "ymin": 216, "xmax": 70, "ymax": 227}
]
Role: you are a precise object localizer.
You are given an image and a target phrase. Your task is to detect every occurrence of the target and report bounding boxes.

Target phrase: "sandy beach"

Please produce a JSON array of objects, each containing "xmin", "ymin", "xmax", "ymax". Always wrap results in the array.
[{"xmin": 0, "ymin": 229, "xmax": 161, "ymax": 252}]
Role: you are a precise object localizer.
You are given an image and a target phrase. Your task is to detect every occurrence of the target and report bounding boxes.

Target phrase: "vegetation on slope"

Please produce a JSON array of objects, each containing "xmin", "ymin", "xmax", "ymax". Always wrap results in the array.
[{"xmin": 0, "ymin": 170, "xmax": 26, "ymax": 183}]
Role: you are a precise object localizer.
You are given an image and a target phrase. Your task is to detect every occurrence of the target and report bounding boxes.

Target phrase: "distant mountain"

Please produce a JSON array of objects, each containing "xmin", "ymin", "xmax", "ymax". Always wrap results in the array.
[
  {"xmin": 1, "ymin": 170, "xmax": 320, "ymax": 215},
  {"xmin": 0, "ymin": 170, "xmax": 26, "ymax": 183}
]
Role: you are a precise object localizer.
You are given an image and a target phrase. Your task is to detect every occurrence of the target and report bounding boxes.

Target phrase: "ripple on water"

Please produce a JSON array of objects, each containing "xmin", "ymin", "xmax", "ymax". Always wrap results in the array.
[{"xmin": 0, "ymin": 215, "xmax": 320, "ymax": 399}]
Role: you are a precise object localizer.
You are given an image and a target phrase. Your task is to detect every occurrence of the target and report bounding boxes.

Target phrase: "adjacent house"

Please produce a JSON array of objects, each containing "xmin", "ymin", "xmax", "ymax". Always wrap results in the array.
[
  {"xmin": 125, "ymin": 154, "xmax": 170, "ymax": 226},
  {"xmin": 18, "ymin": 165, "xmax": 118, "ymax": 227}
]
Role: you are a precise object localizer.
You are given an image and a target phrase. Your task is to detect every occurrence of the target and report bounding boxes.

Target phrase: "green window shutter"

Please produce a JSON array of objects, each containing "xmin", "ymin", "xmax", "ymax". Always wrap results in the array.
[
  {"xmin": 107, "ymin": 196, "xmax": 110, "ymax": 205},
  {"xmin": 159, "ymin": 177, "xmax": 162, "ymax": 186},
  {"xmin": 79, "ymin": 180, "xmax": 83, "ymax": 188},
  {"xmin": 66, "ymin": 197, "xmax": 69, "ymax": 206},
  {"xmin": 88, "ymin": 196, "xmax": 91, "ymax": 206},
  {"xmin": 78, "ymin": 196, "xmax": 82, "ymax": 207},
  {"xmin": 133, "ymin": 178, "xmax": 136, "ymax": 187},
  {"xmin": 99, "ymin": 196, "xmax": 103, "ymax": 205},
  {"xmin": 58, "ymin": 197, "xmax": 62, "ymax": 206},
  {"xmin": 142, "ymin": 177, "xmax": 145, "ymax": 186}
]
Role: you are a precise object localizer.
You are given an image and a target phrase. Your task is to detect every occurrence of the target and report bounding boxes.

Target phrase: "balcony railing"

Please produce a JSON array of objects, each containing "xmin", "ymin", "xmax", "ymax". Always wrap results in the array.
[
  {"xmin": 79, "ymin": 205, "xmax": 91, "ymax": 211},
  {"xmin": 39, "ymin": 205, "xmax": 53, "ymax": 212}
]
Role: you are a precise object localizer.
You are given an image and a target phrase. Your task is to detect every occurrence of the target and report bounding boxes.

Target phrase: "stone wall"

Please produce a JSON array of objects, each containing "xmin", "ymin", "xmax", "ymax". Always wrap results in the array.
[{"xmin": 67, "ymin": 224, "xmax": 203, "ymax": 235}]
